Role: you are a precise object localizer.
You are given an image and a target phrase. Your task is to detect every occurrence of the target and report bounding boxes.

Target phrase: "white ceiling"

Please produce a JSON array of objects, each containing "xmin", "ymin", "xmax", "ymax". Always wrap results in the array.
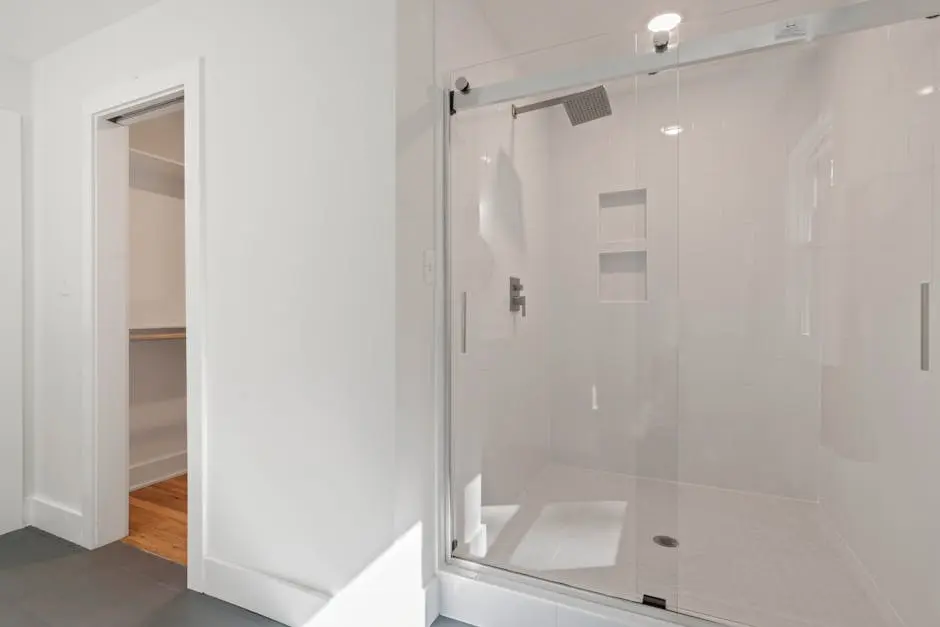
[{"xmin": 0, "ymin": 0, "xmax": 162, "ymax": 62}]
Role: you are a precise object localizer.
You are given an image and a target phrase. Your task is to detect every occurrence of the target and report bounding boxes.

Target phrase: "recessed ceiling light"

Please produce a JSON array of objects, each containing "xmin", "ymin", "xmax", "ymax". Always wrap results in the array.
[
  {"xmin": 661, "ymin": 124, "xmax": 684, "ymax": 136},
  {"xmin": 648, "ymin": 12, "xmax": 682, "ymax": 33}
]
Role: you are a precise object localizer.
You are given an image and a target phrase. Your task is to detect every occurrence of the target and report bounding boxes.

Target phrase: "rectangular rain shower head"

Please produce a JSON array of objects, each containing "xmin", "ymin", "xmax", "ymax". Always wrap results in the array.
[
  {"xmin": 563, "ymin": 86, "xmax": 612, "ymax": 125},
  {"xmin": 511, "ymin": 86, "xmax": 612, "ymax": 126}
]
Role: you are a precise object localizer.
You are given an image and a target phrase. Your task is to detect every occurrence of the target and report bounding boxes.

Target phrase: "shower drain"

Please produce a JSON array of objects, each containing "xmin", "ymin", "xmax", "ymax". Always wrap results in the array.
[{"xmin": 653, "ymin": 535, "xmax": 679, "ymax": 548}]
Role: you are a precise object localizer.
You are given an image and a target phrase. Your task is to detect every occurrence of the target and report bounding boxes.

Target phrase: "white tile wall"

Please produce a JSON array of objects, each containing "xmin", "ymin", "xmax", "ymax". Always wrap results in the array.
[
  {"xmin": 545, "ymin": 44, "xmax": 824, "ymax": 500},
  {"xmin": 816, "ymin": 19, "xmax": 940, "ymax": 627}
]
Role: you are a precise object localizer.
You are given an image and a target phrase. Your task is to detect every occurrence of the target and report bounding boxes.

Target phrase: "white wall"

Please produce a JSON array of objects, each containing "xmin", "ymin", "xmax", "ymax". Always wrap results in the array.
[
  {"xmin": 817, "ymin": 20, "xmax": 940, "ymax": 627},
  {"xmin": 128, "ymin": 337, "xmax": 187, "ymax": 487},
  {"xmin": 544, "ymin": 75, "xmax": 680, "ymax": 485},
  {"xmin": 0, "ymin": 54, "xmax": 28, "ymax": 537},
  {"xmin": 0, "ymin": 56, "xmax": 30, "ymax": 113},
  {"xmin": 28, "ymin": 0, "xmax": 439, "ymax": 624},
  {"xmin": 128, "ymin": 188, "xmax": 185, "ymax": 329},
  {"xmin": 673, "ymin": 50, "xmax": 823, "ymax": 499}
]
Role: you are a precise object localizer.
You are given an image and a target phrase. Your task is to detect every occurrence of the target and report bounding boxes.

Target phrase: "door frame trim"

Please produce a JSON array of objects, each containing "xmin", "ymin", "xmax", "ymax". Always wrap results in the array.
[
  {"xmin": 0, "ymin": 109, "xmax": 23, "ymax": 537},
  {"xmin": 81, "ymin": 59, "xmax": 206, "ymax": 591}
]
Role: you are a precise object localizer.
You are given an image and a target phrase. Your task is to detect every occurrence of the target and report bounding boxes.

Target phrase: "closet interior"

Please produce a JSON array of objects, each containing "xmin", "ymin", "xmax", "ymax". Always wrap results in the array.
[{"xmin": 121, "ymin": 105, "xmax": 188, "ymax": 565}]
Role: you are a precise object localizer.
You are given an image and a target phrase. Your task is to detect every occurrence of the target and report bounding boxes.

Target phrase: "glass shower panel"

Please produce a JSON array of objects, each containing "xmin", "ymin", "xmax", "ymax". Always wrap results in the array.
[
  {"xmin": 448, "ymin": 59, "xmax": 681, "ymax": 610},
  {"xmin": 674, "ymin": 15, "xmax": 940, "ymax": 627}
]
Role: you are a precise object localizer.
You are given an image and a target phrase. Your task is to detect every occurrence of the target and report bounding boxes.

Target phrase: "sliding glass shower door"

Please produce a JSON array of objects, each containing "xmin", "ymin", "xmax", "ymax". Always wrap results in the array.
[
  {"xmin": 447, "ymin": 59, "xmax": 682, "ymax": 610},
  {"xmin": 671, "ymin": 16, "xmax": 940, "ymax": 627},
  {"xmin": 446, "ymin": 6, "xmax": 940, "ymax": 627}
]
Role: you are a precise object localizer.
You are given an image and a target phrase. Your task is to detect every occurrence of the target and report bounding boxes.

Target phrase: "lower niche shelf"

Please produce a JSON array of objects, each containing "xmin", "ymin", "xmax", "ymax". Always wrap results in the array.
[
  {"xmin": 599, "ymin": 251, "xmax": 647, "ymax": 303},
  {"xmin": 130, "ymin": 327, "xmax": 186, "ymax": 342}
]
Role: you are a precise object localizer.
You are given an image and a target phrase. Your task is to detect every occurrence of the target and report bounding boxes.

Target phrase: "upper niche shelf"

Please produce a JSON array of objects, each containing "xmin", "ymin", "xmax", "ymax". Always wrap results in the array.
[
  {"xmin": 598, "ymin": 188, "xmax": 648, "ymax": 304},
  {"xmin": 598, "ymin": 188, "xmax": 647, "ymax": 243}
]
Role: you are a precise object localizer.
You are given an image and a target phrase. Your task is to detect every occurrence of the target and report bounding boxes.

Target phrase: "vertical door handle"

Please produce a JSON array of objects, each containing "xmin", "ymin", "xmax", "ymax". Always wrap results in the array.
[
  {"xmin": 921, "ymin": 282, "xmax": 930, "ymax": 371},
  {"xmin": 461, "ymin": 291, "xmax": 468, "ymax": 355}
]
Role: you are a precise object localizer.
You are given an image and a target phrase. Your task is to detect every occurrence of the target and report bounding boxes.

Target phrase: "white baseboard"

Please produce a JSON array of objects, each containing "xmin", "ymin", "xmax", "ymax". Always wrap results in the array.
[
  {"xmin": 425, "ymin": 576, "xmax": 441, "ymax": 627},
  {"xmin": 25, "ymin": 495, "xmax": 85, "ymax": 547},
  {"xmin": 129, "ymin": 451, "xmax": 187, "ymax": 491},
  {"xmin": 203, "ymin": 556, "xmax": 331, "ymax": 627}
]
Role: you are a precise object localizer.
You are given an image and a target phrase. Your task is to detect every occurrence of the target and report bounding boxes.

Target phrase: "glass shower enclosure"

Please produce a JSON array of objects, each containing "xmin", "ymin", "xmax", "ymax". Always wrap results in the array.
[{"xmin": 444, "ymin": 2, "xmax": 940, "ymax": 627}]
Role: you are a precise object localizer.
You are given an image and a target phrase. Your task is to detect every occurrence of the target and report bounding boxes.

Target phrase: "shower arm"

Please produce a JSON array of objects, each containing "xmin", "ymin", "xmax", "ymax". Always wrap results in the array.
[{"xmin": 512, "ymin": 94, "xmax": 575, "ymax": 118}]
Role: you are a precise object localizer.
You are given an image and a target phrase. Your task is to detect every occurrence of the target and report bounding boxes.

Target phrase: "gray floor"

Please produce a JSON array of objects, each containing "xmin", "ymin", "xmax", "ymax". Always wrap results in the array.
[
  {"xmin": 0, "ymin": 527, "xmax": 470, "ymax": 627},
  {"xmin": 0, "ymin": 527, "xmax": 281, "ymax": 627}
]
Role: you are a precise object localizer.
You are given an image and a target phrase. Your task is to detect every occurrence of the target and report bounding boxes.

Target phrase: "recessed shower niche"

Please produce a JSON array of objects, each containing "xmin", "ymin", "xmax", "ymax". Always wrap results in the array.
[{"xmin": 597, "ymin": 188, "xmax": 647, "ymax": 303}]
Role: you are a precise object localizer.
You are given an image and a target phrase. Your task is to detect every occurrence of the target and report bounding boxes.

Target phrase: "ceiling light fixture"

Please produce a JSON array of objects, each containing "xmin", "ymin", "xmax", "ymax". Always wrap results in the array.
[
  {"xmin": 917, "ymin": 85, "xmax": 935, "ymax": 96},
  {"xmin": 648, "ymin": 12, "xmax": 682, "ymax": 33},
  {"xmin": 661, "ymin": 124, "xmax": 684, "ymax": 136}
]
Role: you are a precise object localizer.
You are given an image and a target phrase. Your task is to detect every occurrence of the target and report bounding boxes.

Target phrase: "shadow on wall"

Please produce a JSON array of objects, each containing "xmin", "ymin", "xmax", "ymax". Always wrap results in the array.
[
  {"xmin": 302, "ymin": 524, "xmax": 430, "ymax": 627},
  {"xmin": 480, "ymin": 149, "xmax": 526, "ymax": 254}
]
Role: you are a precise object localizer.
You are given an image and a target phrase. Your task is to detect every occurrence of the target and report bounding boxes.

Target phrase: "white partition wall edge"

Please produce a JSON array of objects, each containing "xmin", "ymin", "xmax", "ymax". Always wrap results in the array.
[{"xmin": 0, "ymin": 109, "xmax": 23, "ymax": 537}]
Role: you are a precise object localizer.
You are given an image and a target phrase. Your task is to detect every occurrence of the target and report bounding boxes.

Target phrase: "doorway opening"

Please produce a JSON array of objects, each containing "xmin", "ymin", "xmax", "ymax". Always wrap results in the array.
[
  {"xmin": 82, "ymin": 61, "xmax": 205, "ymax": 590},
  {"xmin": 119, "ymin": 103, "xmax": 188, "ymax": 565}
]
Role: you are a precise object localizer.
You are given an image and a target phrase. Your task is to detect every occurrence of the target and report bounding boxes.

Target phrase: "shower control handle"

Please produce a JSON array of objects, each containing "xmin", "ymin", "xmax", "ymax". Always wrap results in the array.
[{"xmin": 510, "ymin": 277, "xmax": 527, "ymax": 317}]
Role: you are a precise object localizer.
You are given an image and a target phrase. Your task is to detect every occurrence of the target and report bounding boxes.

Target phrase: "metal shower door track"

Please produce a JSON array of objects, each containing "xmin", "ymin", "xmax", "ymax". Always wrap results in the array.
[{"xmin": 450, "ymin": 0, "xmax": 940, "ymax": 114}]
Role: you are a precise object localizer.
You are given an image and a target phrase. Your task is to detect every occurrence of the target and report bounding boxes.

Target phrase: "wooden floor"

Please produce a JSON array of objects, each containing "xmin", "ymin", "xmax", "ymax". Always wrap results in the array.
[{"xmin": 122, "ymin": 474, "xmax": 187, "ymax": 565}]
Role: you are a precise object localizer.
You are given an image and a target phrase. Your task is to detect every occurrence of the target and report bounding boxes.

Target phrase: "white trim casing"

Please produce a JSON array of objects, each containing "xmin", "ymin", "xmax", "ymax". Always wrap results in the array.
[
  {"xmin": 80, "ymin": 59, "xmax": 207, "ymax": 592},
  {"xmin": 0, "ymin": 109, "xmax": 23, "ymax": 537},
  {"xmin": 202, "ymin": 557, "xmax": 330, "ymax": 627},
  {"xmin": 425, "ymin": 576, "xmax": 442, "ymax": 627},
  {"xmin": 25, "ymin": 497, "xmax": 84, "ymax": 546},
  {"xmin": 451, "ymin": 0, "xmax": 940, "ymax": 113},
  {"xmin": 129, "ymin": 452, "xmax": 187, "ymax": 491}
]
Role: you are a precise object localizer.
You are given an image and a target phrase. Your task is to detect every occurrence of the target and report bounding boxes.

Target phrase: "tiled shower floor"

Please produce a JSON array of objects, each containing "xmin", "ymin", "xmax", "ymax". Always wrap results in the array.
[{"xmin": 455, "ymin": 465, "xmax": 899, "ymax": 627}]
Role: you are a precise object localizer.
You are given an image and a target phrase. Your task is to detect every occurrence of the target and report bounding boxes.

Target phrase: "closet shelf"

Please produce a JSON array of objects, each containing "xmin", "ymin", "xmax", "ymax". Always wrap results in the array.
[
  {"xmin": 130, "ymin": 147, "xmax": 184, "ymax": 167},
  {"xmin": 599, "ymin": 239, "xmax": 647, "ymax": 254},
  {"xmin": 130, "ymin": 327, "xmax": 186, "ymax": 342}
]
